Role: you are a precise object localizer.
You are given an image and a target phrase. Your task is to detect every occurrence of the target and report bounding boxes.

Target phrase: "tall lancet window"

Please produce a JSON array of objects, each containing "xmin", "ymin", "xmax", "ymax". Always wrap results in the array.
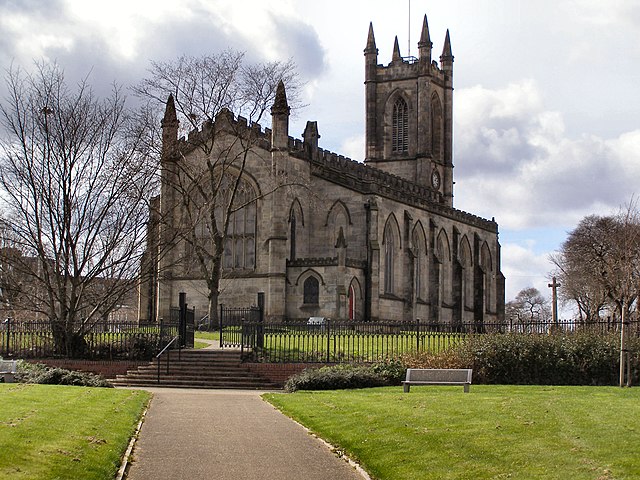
[{"xmin": 392, "ymin": 97, "xmax": 409, "ymax": 153}]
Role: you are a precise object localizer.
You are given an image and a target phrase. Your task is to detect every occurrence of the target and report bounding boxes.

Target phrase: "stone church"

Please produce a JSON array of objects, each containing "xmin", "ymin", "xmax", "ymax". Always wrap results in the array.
[{"xmin": 139, "ymin": 15, "xmax": 506, "ymax": 326}]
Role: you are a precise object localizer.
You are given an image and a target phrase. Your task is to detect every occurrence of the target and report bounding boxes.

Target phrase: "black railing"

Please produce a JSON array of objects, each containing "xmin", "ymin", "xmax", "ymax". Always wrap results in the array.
[
  {"xmin": 0, "ymin": 318, "xmax": 179, "ymax": 360},
  {"xmin": 218, "ymin": 313, "xmax": 640, "ymax": 364},
  {"xmin": 156, "ymin": 335, "xmax": 181, "ymax": 383}
]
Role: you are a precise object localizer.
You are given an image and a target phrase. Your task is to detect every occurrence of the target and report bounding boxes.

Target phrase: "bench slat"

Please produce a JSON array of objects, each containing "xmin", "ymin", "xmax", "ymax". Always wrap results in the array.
[{"xmin": 402, "ymin": 368, "xmax": 472, "ymax": 393}]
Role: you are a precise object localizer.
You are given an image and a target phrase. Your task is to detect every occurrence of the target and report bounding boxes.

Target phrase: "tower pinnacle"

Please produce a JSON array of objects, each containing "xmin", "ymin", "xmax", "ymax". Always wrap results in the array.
[
  {"xmin": 271, "ymin": 80, "xmax": 290, "ymax": 116},
  {"xmin": 440, "ymin": 29, "xmax": 454, "ymax": 65},
  {"xmin": 392, "ymin": 36, "xmax": 402, "ymax": 63},
  {"xmin": 365, "ymin": 22, "xmax": 377, "ymax": 54}
]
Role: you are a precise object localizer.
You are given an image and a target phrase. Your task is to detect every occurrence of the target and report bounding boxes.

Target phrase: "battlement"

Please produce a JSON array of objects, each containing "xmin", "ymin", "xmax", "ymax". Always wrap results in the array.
[{"xmin": 175, "ymin": 108, "xmax": 273, "ymax": 153}]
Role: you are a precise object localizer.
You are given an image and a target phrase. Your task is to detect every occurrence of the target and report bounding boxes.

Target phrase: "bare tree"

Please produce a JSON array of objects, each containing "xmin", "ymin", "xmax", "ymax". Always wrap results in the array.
[
  {"xmin": 134, "ymin": 51, "xmax": 303, "ymax": 326},
  {"xmin": 0, "ymin": 63, "xmax": 157, "ymax": 356},
  {"xmin": 552, "ymin": 210, "xmax": 640, "ymax": 322},
  {"xmin": 506, "ymin": 287, "xmax": 551, "ymax": 330},
  {"xmin": 552, "ymin": 203, "xmax": 640, "ymax": 386}
]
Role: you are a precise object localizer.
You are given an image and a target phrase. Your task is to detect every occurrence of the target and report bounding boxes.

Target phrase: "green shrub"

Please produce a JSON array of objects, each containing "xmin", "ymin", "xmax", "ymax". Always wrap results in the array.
[
  {"xmin": 285, "ymin": 360, "xmax": 406, "ymax": 392},
  {"xmin": 401, "ymin": 348, "xmax": 471, "ymax": 369},
  {"xmin": 463, "ymin": 332, "xmax": 638, "ymax": 385},
  {"xmin": 399, "ymin": 332, "xmax": 639, "ymax": 386},
  {"xmin": 16, "ymin": 361, "xmax": 113, "ymax": 387}
]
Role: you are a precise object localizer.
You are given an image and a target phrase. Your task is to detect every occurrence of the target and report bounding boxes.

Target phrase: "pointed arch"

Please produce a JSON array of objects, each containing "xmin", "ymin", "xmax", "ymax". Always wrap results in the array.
[
  {"xmin": 288, "ymin": 199, "xmax": 304, "ymax": 261},
  {"xmin": 289, "ymin": 198, "xmax": 304, "ymax": 226},
  {"xmin": 295, "ymin": 268, "xmax": 325, "ymax": 286},
  {"xmin": 480, "ymin": 241, "xmax": 494, "ymax": 313},
  {"xmin": 435, "ymin": 229, "xmax": 452, "ymax": 305},
  {"xmin": 431, "ymin": 92, "xmax": 443, "ymax": 159},
  {"xmin": 392, "ymin": 96, "xmax": 409, "ymax": 153},
  {"xmin": 412, "ymin": 222, "xmax": 428, "ymax": 300},
  {"xmin": 325, "ymin": 199, "xmax": 352, "ymax": 226},
  {"xmin": 435, "ymin": 229, "xmax": 451, "ymax": 263},
  {"xmin": 348, "ymin": 277, "xmax": 362, "ymax": 321},
  {"xmin": 459, "ymin": 236, "xmax": 473, "ymax": 268},
  {"xmin": 326, "ymin": 200, "xmax": 351, "ymax": 250},
  {"xmin": 383, "ymin": 214, "xmax": 401, "ymax": 295},
  {"xmin": 459, "ymin": 235, "xmax": 473, "ymax": 310},
  {"xmin": 480, "ymin": 242, "xmax": 493, "ymax": 272}
]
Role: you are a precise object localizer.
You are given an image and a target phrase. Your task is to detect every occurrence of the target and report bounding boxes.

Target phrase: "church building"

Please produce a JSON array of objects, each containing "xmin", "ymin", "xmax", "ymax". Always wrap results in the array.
[{"xmin": 139, "ymin": 15, "xmax": 506, "ymax": 326}]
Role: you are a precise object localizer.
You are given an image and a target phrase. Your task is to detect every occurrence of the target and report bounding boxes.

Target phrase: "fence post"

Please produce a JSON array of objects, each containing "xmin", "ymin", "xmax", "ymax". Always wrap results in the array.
[
  {"xmin": 219, "ymin": 304, "xmax": 224, "ymax": 349},
  {"xmin": 257, "ymin": 292, "xmax": 265, "ymax": 350},
  {"xmin": 416, "ymin": 318, "xmax": 420, "ymax": 353},
  {"xmin": 4, "ymin": 317, "xmax": 10, "ymax": 355},
  {"xmin": 326, "ymin": 318, "xmax": 331, "ymax": 364}
]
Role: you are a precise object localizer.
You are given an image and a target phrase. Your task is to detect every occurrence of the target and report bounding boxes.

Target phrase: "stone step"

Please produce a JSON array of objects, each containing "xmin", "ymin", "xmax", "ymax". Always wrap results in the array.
[{"xmin": 113, "ymin": 348, "xmax": 278, "ymax": 389}]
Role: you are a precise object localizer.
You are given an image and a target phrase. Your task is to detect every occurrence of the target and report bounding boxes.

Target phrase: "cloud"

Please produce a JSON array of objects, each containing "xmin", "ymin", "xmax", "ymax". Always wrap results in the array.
[
  {"xmin": 501, "ymin": 242, "xmax": 553, "ymax": 302},
  {"xmin": 0, "ymin": 0, "xmax": 326, "ymax": 102},
  {"xmin": 454, "ymin": 80, "xmax": 640, "ymax": 230}
]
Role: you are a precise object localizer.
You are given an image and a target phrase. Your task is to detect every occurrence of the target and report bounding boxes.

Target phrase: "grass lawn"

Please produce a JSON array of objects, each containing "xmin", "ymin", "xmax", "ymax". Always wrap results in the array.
[
  {"xmin": 0, "ymin": 384, "xmax": 150, "ymax": 480},
  {"xmin": 265, "ymin": 385, "xmax": 640, "ymax": 480},
  {"xmin": 194, "ymin": 331, "xmax": 220, "ymax": 341}
]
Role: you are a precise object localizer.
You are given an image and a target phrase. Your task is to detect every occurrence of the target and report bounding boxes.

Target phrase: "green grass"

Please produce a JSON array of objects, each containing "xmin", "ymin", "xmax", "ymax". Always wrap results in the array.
[
  {"xmin": 265, "ymin": 386, "xmax": 640, "ymax": 480},
  {"xmin": 193, "ymin": 340, "xmax": 210, "ymax": 349},
  {"xmin": 194, "ymin": 330, "xmax": 220, "ymax": 341},
  {"xmin": 0, "ymin": 384, "xmax": 150, "ymax": 480}
]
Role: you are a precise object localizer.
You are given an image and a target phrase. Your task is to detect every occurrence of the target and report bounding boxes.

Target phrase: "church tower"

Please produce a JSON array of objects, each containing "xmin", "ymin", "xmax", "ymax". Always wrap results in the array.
[{"xmin": 364, "ymin": 15, "xmax": 454, "ymax": 207}]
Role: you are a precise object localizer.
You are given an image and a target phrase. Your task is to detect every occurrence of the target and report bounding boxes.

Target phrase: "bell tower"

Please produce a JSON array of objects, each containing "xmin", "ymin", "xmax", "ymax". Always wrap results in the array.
[{"xmin": 364, "ymin": 15, "xmax": 454, "ymax": 207}]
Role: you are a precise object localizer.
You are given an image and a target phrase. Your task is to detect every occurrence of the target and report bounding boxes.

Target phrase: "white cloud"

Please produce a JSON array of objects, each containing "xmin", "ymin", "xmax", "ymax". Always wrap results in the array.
[
  {"xmin": 501, "ymin": 242, "xmax": 553, "ymax": 302},
  {"xmin": 340, "ymin": 135, "xmax": 365, "ymax": 162},
  {"xmin": 455, "ymin": 80, "xmax": 640, "ymax": 231}
]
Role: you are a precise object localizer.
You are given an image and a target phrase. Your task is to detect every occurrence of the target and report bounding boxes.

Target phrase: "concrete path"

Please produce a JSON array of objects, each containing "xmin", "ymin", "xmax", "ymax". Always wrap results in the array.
[{"xmin": 125, "ymin": 388, "xmax": 366, "ymax": 480}]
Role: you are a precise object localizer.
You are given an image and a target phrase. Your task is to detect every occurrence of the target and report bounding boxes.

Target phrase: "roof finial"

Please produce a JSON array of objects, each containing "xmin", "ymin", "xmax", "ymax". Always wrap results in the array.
[
  {"xmin": 365, "ymin": 22, "xmax": 377, "ymax": 54},
  {"xmin": 271, "ymin": 80, "xmax": 290, "ymax": 116},
  {"xmin": 392, "ymin": 36, "xmax": 402, "ymax": 63},
  {"xmin": 162, "ymin": 93, "xmax": 178, "ymax": 127}
]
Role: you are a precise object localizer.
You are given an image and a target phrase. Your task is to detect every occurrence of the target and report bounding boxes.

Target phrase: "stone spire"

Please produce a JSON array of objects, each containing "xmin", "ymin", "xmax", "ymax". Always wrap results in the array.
[
  {"xmin": 392, "ymin": 36, "xmax": 402, "ymax": 63},
  {"xmin": 418, "ymin": 14, "xmax": 432, "ymax": 64},
  {"xmin": 271, "ymin": 80, "xmax": 290, "ymax": 116},
  {"xmin": 271, "ymin": 80, "xmax": 290, "ymax": 151},
  {"xmin": 364, "ymin": 22, "xmax": 378, "ymax": 55},
  {"xmin": 440, "ymin": 29, "xmax": 454, "ymax": 71},
  {"xmin": 161, "ymin": 94, "xmax": 179, "ymax": 159}
]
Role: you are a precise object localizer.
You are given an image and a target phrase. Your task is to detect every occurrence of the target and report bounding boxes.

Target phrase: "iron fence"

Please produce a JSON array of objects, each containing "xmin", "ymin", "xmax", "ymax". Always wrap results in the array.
[
  {"xmin": 0, "ymin": 318, "xmax": 179, "ymax": 360},
  {"xmin": 219, "ymin": 310, "xmax": 640, "ymax": 364}
]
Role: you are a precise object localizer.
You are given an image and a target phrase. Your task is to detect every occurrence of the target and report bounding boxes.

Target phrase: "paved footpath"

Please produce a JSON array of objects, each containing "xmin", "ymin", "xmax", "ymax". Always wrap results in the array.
[{"xmin": 125, "ymin": 388, "xmax": 366, "ymax": 480}]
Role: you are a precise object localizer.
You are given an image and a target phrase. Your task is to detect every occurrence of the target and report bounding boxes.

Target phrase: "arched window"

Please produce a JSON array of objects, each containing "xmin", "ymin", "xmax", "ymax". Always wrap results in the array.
[
  {"xmin": 289, "ymin": 213, "xmax": 297, "ymax": 260},
  {"xmin": 348, "ymin": 284, "xmax": 356, "ymax": 320},
  {"xmin": 431, "ymin": 94, "xmax": 443, "ymax": 159},
  {"xmin": 392, "ymin": 97, "xmax": 409, "ymax": 153},
  {"xmin": 303, "ymin": 277, "xmax": 319, "ymax": 305},
  {"xmin": 384, "ymin": 222, "xmax": 397, "ymax": 294},
  {"xmin": 222, "ymin": 180, "xmax": 256, "ymax": 270}
]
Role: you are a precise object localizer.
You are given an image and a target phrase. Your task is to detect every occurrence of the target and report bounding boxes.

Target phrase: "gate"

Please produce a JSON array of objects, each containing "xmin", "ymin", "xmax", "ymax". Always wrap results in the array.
[
  {"xmin": 170, "ymin": 292, "xmax": 195, "ymax": 348},
  {"xmin": 219, "ymin": 292, "xmax": 264, "ymax": 358}
]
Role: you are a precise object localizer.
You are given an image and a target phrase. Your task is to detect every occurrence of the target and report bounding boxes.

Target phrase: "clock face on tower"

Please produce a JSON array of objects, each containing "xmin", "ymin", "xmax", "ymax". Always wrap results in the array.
[{"xmin": 431, "ymin": 170, "xmax": 441, "ymax": 190}]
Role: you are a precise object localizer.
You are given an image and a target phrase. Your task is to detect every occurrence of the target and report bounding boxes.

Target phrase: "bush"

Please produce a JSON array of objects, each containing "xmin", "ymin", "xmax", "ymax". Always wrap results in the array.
[
  {"xmin": 399, "ymin": 332, "xmax": 640, "ymax": 386},
  {"xmin": 16, "ymin": 361, "xmax": 113, "ymax": 387},
  {"xmin": 463, "ymin": 332, "xmax": 639, "ymax": 385},
  {"xmin": 284, "ymin": 359, "xmax": 406, "ymax": 392},
  {"xmin": 401, "ymin": 348, "xmax": 471, "ymax": 370}
]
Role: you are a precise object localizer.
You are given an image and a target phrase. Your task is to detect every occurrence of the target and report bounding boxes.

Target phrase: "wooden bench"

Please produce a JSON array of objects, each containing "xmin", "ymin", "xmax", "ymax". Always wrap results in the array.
[
  {"xmin": 0, "ymin": 359, "xmax": 17, "ymax": 383},
  {"xmin": 402, "ymin": 368, "xmax": 472, "ymax": 393}
]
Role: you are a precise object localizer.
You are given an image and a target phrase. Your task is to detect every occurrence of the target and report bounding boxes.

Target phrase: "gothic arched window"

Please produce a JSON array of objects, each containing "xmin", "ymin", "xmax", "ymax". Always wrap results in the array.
[
  {"xmin": 303, "ymin": 276, "xmax": 319, "ymax": 305},
  {"xmin": 384, "ymin": 222, "xmax": 397, "ymax": 294},
  {"xmin": 392, "ymin": 97, "xmax": 409, "ymax": 153},
  {"xmin": 222, "ymin": 180, "xmax": 256, "ymax": 270}
]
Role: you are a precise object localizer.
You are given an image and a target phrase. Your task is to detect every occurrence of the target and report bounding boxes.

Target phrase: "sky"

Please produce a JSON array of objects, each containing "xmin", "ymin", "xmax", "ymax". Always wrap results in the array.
[{"xmin": 2, "ymin": 0, "xmax": 640, "ymax": 314}]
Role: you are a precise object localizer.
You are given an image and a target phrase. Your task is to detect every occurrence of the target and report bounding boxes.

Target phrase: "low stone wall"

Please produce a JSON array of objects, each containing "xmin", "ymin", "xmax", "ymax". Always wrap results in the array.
[{"xmin": 25, "ymin": 359, "xmax": 149, "ymax": 379}]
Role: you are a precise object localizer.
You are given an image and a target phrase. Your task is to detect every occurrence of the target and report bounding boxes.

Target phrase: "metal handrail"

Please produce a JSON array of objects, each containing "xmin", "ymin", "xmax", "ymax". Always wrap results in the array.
[{"xmin": 156, "ymin": 335, "xmax": 180, "ymax": 384}]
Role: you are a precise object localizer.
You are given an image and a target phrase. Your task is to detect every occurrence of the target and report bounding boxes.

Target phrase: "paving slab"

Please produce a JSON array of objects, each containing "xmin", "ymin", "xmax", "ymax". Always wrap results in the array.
[{"xmin": 125, "ymin": 388, "xmax": 366, "ymax": 480}]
